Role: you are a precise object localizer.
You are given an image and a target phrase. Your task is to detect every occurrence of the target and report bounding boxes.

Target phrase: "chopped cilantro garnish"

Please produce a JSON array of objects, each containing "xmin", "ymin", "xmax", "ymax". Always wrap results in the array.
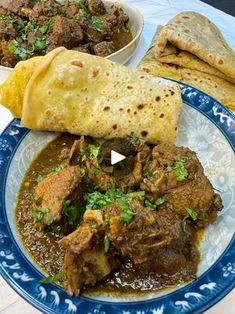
[
  {"xmin": 32, "ymin": 206, "xmax": 49, "ymax": 222},
  {"xmin": 50, "ymin": 163, "xmax": 66, "ymax": 174},
  {"xmin": 121, "ymin": 23, "xmax": 130, "ymax": 33},
  {"xmin": 144, "ymin": 168, "xmax": 154, "ymax": 178},
  {"xmin": 84, "ymin": 186, "xmax": 143, "ymax": 224},
  {"xmin": 8, "ymin": 40, "xmax": 31, "ymax": 60},
  {"xmin": 182, "ymin": 207, "xmax": 198, "ymax": 232},
  {"xmin": 89, "ymin": 16, "xmax": 105, "ymax": 32},
  {"xmin": 80, "ymin": 168, "xmax": 86, "ymax": 177},
  {"xmin": 91, "ymin": 166, "xmax": 99, "ymax": 176},
  {"xmin": 36, "ymin": 174, "xmax": 44, "ymax": 183},
  {"xmin": 168, "ymin": 156, "xmax": 188, "ymax": 181},
  {"xmin": 32, "ymin": 38, "xmax": 48, "ymax": 52},
  {"xmin": 104, "ymin": 235, "xmax": 110, "ymax": 253},
  {"xmin": 127, "ymin": 191, "xmax": 145, "ymax": 201},
  {"xmin": 47, "ymin": 215, "xmax": 56, "ymax": 225},
  {"xmin": 186, "ymin": 207, "xmax": 198, "ymax": 221},
  {"xmin": 40, "ymin": 271, "xmax": 66, "ymax": 284},
  {"xmin": 88, "ymin": 144, "xmax": 100, "ymax": 160},
  {"xmin": 118, "ymin": 198, "xmax": 134, "ymax": 223},
  {"xmin": 79, "ymin": 149, "xmax": 87, "ymax": 162},
  {"xmin": 145, "ymin": 197, "xmax": 165, "ymax": 210},
  {"xmin": 62, "ymin": 200, "xmax": 79, "ymax": 225},
  {"xmin": 128, "ymin": 132, "xmax": 140, "ymax": 146},
  {"xmin": 34, "ymin": 196, "xmax": 42, "ymax": 205}
]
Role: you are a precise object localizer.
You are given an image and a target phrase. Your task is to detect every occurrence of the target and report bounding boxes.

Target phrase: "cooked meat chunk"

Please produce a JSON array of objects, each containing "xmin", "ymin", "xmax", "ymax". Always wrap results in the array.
[
  {"xmin": 79, "ymin": 17, "xmax": 104, "ymax": 43},
  {"xmin": 93, "ymin": 41, "xmax": 114, "ymax": 57},
  {"xmin": 69, "ymin": 136, "xmax": 88, "ymax": 165},
  {"xmin": 33, "ymin": 166, "xmax": 82, "ymax": 227},
  {"xmin": 102, "ymin": 6, "xmax": 129, "ymax": 32},
  {"xmin": 60, "ymin": 209, "xmax": 114, "ymax": 295},
  {"xmin": 0, "ymin": 0, "xmax": 31, "ymax": 15},
  {"xmin": 31, "ymin": 0, "xmax": 62, "ymax": 17},
  {"xmin": 72, "ymin": 43, "xmax": 91, "ymax": 54},
  {"xmin": 140, "ymin": 143, "xmax": 223, "ymax": 226},
  {"xmin": 85, "ymin": 159, "xmax": 115, "ymax": 191},
  {"xmin": 51, "ymin": 16, "xmax": 83, "ymax": 48},
  {"xmin": 63, "ymin": 1, "xmax": 79, "ymax": 18},
  {"xmin": 86, "ymin": 0, "xmax": 106, "ymax": 15},
  {"xmin": 105, "ymin": 199, "xmax": 186, "ymax": 264}
]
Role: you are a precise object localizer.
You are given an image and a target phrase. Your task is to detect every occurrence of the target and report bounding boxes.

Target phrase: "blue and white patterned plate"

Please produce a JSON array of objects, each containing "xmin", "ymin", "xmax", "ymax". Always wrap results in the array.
[{"xmin": 0, "ymin": 83, "xmax": 235, "ymax": 314}]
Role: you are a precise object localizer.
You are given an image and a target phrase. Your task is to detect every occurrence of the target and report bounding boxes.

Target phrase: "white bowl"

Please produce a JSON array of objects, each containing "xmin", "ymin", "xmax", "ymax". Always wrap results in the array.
[
  {"xmin": 105, "ymin": 0, "xmax": 144, "ymax": 64},
  {"xmin": 0, "ymin": 0, "xmax": 144, "ymax": 74}
]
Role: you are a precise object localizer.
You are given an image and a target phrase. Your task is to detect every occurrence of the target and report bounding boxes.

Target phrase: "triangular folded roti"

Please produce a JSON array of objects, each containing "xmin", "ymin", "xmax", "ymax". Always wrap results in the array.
[
  {"xmin": 155, "ymin": 11, "xmax": 235, "ymax": 80},
  {"xmin": 138, "ymin": 21, "xmax": 235, "ymax": 112},
  {"xmin": 0, "ymin": 47, "xmax": 183, "ymax": 144}
]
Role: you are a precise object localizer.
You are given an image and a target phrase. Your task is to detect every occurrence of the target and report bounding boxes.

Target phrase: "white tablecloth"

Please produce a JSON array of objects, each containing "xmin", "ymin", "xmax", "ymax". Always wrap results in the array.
[{"xmin": 0, "ymin": 0, "xmax": 234, "ymax": 313}]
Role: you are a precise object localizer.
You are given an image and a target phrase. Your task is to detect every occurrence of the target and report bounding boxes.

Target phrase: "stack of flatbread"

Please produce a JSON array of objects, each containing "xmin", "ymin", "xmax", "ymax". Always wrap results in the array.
[{"xmin": 138, "ymin": 11, "xmax": 235, "ymax": 112}]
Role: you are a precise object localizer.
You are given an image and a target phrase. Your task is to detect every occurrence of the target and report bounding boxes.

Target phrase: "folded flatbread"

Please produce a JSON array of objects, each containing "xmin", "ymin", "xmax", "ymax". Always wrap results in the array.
[
  {"xmin": 156, "ymin": 11, "xmax": 235, "ymax": 79},
  {"xmin": 0, "ymin": 47, "xmax": 183, "ymax": 144},
  {"xmin": 138, "ymin": 12, "xmax": 235, "ymax": 111}
]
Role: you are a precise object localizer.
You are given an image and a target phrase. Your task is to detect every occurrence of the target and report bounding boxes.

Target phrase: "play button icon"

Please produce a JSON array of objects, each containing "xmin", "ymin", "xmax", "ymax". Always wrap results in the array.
[
  {"xmin": 111, "ymin": 150, "xmax": 126, "ymax": 165},
  {"xmin": 99, "ymin": 138, "xmax": 137, "ymax": 177}
]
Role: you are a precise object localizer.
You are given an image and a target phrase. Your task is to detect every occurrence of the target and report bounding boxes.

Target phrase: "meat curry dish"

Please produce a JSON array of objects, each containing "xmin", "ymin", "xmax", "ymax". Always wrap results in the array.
[
  {"xmin": 16, "ymin": 134, "xmax": 223, "ymax": 296},
  {"xmin": 0, "ymin": 0, "xmax": 132, "ymax": 67}
]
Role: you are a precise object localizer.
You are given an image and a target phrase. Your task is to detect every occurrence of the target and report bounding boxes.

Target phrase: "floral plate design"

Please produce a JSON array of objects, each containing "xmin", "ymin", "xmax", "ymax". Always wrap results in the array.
[{"xmin": 0, "ymin": 83, "xmax": 235, "ymax": 314}]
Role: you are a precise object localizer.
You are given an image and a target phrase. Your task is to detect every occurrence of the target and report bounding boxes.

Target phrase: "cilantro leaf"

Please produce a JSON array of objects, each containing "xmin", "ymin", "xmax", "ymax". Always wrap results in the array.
[
  {"xmin": 8, "ymin": 40, "xmax": 31, "ymax": 60},
  {"xmin": 128, "ymin": 132, "xmax": 140, "ymax": 146},
  {"xmin": 36, "ymin": 174, "xmax": 44, "ymax": 183},
  {"xmin": 144, "ymin": 168, "xmax": 154, "ymax": 178},
  {"xmin": 32, "ymin": 38, "xmax": 48, "ymax": 52},
  {"xmin": 186, "ymin": 207, "xmax": 198, "ymax": 221},
  {"xmin": 40, "ymin": 271, "xmax": 66, "ymax": 284},
  {"xmin": 89, "ymin": 16, "xmax": 105, "ymax": 32},
  {"xmin": 88, "ymin": 144, "xmax": 100, "ymax": 160},
  {"xmin": 62, "ymin": 200, "xmax": 79, "ymax": 225},
  {"xmin": 182, "ymin": 207, "xmax": 198, "ymax": 232},
  {"xmin": 168, "ymin": 156, "xmax": 188, "ymax": 181},
  {"xmin": 32, "ymin": 206, "xmax": 49, "ymax": 222},
  {"xmin": 49, "ymin": 163, "xmax": 66, "ymax": 174},
  {"xmin": 145, "ymin": 197, "xmax": 165, "ymax": 209},
  {"xmin": 91, "ymin": 166, "xmax": 99, "ymax": 176},
  {"xmin": 118, "ymin": 198, "xmax": 134, "ymax": 223}
]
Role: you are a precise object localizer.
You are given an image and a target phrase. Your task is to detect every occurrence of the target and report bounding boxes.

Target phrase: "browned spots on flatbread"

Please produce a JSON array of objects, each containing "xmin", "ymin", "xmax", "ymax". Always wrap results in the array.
[
  {"xmin": 155, "ymin": 96, "xmax": 161, "ymax": 102},
  {"xmin": 93, "ymin": 68, "xmax": 100, "ymax": 79},
  {"xmin": 140, "ymin": 75, "xmax": 145, "ymax": 79},
  {"xmin": 141, "ymin": 131, "xmax": 148, "ymax": 137},
  {"xmin": 112, "ymin": 124, "xmax": 117, "ymax": 130},
  {"xmin": 71, "ymin": 60, "xmax": 83, "ymax": 67},
  {"xmin": 119, "ymin": 108, "xmax": 123, "ymax": 111},
  {"xmin": 104, "ymin": 106, "xmax": 110, "ymax": 111},
  {"xmin": 127, "ymin": 85, "xmax": 133, "ymax": 89},
  {"xmin": 138, "ymin": 104, "xmax": 145, "ymax": 110},
  {"xmin": 159, "ymin": 113, "xmax": 164, "ymax": 118},
  {"xmin": 182, "ymin": 16, "xmax": 190, "ymax": 19},
  {"xmin": 127, "ymin": 109, "xmax": 131, "ymax": 113},
  {"xmin": 142, "ymin": 67, "xmax": 150, "ymax": 73},
  {"xmin": 219, "ymin": 59, "xmax": 224, "ymax": 65},
  {"xmin": 165, "ymin": 94, "xmax": 169, "ymax": 97},
  {"xmin": 170, "ymin": 90, "xmax": 175, "ymax": 95},
  {"xmin": 183, "ymin": 29, "xmax": 190, "ymax": 33},
  {"xmin": 134, "ymin": 111, "xmax": 137, "ymax": 115}
]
